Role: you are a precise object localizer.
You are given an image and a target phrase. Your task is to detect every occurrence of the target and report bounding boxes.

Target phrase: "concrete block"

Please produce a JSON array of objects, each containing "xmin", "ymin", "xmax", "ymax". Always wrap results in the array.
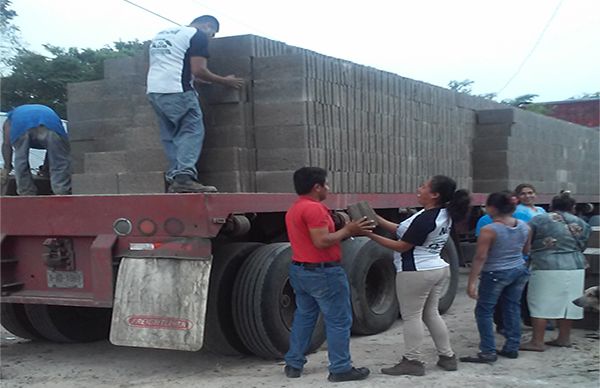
[
  {"xmin": 118, "ymin": 172, "xmax": 166, "ymax": 194},
  {"xmin": 475, "ymin": 123, "xmax": 513, "ymax": 137},
  {"xmin": 204, "ymin": 126, "xmax": 253, "ymax": 148},
  {"xmin": 197, "ymin": 171, "xmax": 255, "ymax": 193},
  {"xmin": 254, "ymin": 102, "xmax": 313, "ymax": 127},
  {"xmin": 205, "ymin": 104, "xmax": 252, "ymax": 127},
  {"xmin": 253, "ymin": 78, "xmax": 312, "ymax": 102},
  {"xmin": 208, "ymin": 56, "xmax": 253, "ymax": 78},
  {"xmin": 253, "ymin": 55, "xmax": 308, "ymax": 80},
  {"xmin": 125, "ymin": 148, "xmax": 169, "ymax": 172},
  {"xmin": 254, "ymin": 125, "xmax": 310, "ymax": 149},
  {"xmin": 84, "ymin": 151, "xmax": 127, "ymax": 173},
  {"xmin": 255, "ymin": 170, "xmax": 295, "ymax": 193},
  {"xmin": 198, "ymin": 83, "xmax": 248, "ymax": 104},
  {"xmin": 477, "ymin": 109, "xmax": 515, "ymax": 125},
  {"xmin": 257, "ymin": 148, "xmax": 310, "ymax": 171},
  {"xmin": 473, "ymin": 179, "xmax": 514, "ymax": 193},
  {"xmin": 198, "ymin": 147, "xmax": 255, "ymax": 172},
  {"xmin": 72, "ymin": 173, "xmax": 118, "ymax": 194},
  {"xmin": 472, "ymin": 136, "xmax": 510, "ymax": 152}
]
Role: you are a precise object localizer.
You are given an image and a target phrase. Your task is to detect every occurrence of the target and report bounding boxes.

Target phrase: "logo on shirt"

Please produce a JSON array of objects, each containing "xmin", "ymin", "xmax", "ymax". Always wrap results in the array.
[{"xmin": 150, "ymin": 39, "xmax": 172, "ymax": 54}]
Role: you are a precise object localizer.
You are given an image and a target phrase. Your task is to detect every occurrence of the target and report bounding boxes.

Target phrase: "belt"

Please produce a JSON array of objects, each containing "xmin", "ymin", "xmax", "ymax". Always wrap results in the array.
[{"xmin": 292, "ymin": 261, "xmax": 341, "ymax": 268}]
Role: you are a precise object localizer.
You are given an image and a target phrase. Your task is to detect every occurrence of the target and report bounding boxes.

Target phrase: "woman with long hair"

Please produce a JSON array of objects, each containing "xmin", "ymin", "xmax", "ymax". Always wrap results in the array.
[
  {"xmin": 366, "ymin": 175, "xmax": 470, "ymax": 376},
  {"xmin": 461, "ymin": 191, "xmax": 531, "ymax": 363}
]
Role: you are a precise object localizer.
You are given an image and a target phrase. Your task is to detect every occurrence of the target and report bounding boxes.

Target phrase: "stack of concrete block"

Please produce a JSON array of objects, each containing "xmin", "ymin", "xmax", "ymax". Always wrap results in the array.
[
  {"xmin": 65, "ymin": 34, "xmax": 599, "ymax": 195},
  {"xmin": 472, "ymin": 108, "xmax": 600, "ymax": 194}
]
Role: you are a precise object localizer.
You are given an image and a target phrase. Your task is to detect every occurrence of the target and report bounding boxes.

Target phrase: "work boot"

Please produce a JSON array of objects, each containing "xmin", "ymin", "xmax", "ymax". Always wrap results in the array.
[
  {"xmin": 168, "ymin": 175, "xmax": 217, "ymax": 193},
  {"xmin": 437, "ymin": 354, "xmax": 458, "ymax": 371},
  {"xmin": 284, "ymin": 365, "xmax": 301, "ymax": 378},
  {"xmin": 459, "ymin": 352, "xmax": 497, "ymax": 363},
  {"xmin": 327, "ymin": 366, "xmax": 370, "ymax": 382},
  {"xmin": 381, "ymin": 357, "xmax": 425, "ymax": 376}
]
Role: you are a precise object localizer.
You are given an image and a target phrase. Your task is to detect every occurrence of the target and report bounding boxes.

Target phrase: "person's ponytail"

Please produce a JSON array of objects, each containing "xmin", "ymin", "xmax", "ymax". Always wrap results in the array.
[
  {"xmin": 447, "ymin": 189, "xmax": 471, "ymax": 222},
  {"xmin": 430, "ymin": 175, "xmax": 471, "ymax": 222}
]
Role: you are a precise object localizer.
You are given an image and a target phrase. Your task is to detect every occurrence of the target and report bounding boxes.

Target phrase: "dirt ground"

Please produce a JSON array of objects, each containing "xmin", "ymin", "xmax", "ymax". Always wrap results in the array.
[{"xmin": 1, "ymin": 270, "xmax": 599, "ymax": 388}]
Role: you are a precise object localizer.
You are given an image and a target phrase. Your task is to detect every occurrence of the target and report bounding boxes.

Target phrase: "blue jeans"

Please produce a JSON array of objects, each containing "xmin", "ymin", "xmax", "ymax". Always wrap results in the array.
[
  {"xmin": 284, "ymin": 264, "xmax": 353, "ymax": 374},
  {"xmin": 147, "ymin": 91, "xmax": 204, "ymax": 182},
  {"xmin": 13, "ymin": 127, "xmax": 71, "ymax": 195},
  {"xmin": 475, "ymin": 265, "xmax": 529, "ymax": 354}
]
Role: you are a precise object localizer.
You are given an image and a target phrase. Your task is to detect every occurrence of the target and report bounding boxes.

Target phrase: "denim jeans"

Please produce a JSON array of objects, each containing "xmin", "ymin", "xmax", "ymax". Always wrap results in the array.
[
  {"xmin": 12, "ymin": 127, "xmax": 71, "ymax": 195},
  {"xmin": 284, "ymin": 264, "xmax": 353, "ymax": 374},
  {"xmin": 147, "ymin": 91, "xmax": 204, "ymax": 182},
  {"xmin": 475, "ymin": 265, "xmax": 529, "ymax": 354}
]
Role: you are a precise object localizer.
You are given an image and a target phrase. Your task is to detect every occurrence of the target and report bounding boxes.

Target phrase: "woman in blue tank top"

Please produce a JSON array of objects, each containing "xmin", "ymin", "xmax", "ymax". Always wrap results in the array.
[{"xmin": 460, "ymin": 191, "xmax": 531, "ymax": 363}]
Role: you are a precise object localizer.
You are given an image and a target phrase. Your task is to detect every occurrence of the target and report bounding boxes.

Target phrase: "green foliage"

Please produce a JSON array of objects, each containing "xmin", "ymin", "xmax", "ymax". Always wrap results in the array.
[
  {"xmin": 0, "ymin": 0, "xmax": 21, "ymax": 75},
  {"xmin": 447, "ymin": 79, "xmax": 496, "ymax": 100},
  {"xmin": 568, "ymin": 91, "xmax": 600, "ymax": 100},
  {"xmin": 1, "ymin": 41, "xmax": 147, "ymax": 117},
  {"xmin": 500, "ymin": 94, "xmax": 539, "ymax": 107}
]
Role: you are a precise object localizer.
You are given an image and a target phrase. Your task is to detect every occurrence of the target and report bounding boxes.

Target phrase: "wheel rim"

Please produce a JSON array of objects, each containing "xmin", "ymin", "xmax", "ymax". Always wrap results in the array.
[
  {"xmin": 279, "ymin": 280, "xmax": 295, "ymax": 331},
  {"xmin": 364, "ymin": 258, "xmax": 396, "ymax": 315}
]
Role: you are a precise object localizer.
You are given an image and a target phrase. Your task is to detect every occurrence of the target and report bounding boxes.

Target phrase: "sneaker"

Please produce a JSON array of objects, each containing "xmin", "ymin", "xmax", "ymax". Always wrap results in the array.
[
  {"xmin": 437, "ymin": 354, "xmax": 458, "ymax": 371},
  {"xmin": 168, "ymin": 176, "xmax": 218, "ymax": 193},
  {"xmin": 497, "ymin": 350, "xmax": 518, "ymax": 359},
  {"xmin": 284, "ymin": 365, "xmax": 301, "ymax": 378},
  {"xmin": 459, "ymin": 352, "xmax": 497, "ymax": 363},
  {"xmin": 327, "ymin": 366, "xmax": 370, "ymax": 382},
  {"xmin": 381, "ymin": 357, "xmax": 425, "ymax": 376}
]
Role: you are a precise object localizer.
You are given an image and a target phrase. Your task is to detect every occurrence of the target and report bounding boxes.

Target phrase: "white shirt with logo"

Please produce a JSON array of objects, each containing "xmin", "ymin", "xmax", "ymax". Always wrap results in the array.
[{"xmin": 393, "ymin": 207, "xmax": 451, "ymax": 272}]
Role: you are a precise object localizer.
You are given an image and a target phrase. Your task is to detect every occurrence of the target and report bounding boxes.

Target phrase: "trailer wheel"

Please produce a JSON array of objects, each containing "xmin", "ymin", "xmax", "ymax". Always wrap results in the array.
[
  {"xmin": 24, "ymin": 304, "xmax": 111, "ymax": 342},
  {"xmin": 438, "ymin": 238, "xmax": 460, "ymax": 314},
  {"xmin": 232, "ymin": 243, "xmax": 326, "ymax": 359},
  {"xmin": 1, "ymin": 303, "xmax": 43, "ymax": 340},
  {"xmin": 342, "ymin": 237, "xmax": 399, "ymax": 335},
  {"xmin": 204, "ymin": 242, "xmax": 264, "ymax": 355}
]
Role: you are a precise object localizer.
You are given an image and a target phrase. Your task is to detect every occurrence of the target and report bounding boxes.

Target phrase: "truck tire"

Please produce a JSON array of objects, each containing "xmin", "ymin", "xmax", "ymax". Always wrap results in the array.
[
  {"xmin": 24, "ymin": 304, "xmax": 111, "ymax": 343},
  {"xmin": 204, "ymin": 242, "xmax": 264, "ymax": 355},
  {"xmin": 232, "ymin": 243, "xmax": 326, "ymax": 359},
  {"xmin": 438, "ymin": 238, "xmax": 460, "ymax": 314},
  {"xmin": 341, "ymin": 237, "xmax": 399, "ymax": 335},
  {"xmin": 1, "ymin": 303, "xmax": 43, "ymax": 340}
]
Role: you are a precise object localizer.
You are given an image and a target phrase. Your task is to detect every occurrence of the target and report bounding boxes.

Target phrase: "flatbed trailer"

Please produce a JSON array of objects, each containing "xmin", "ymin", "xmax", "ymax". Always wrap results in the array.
[{"xmin": 0, "ymin": 192, "xmax": 596, "ymax": 357}]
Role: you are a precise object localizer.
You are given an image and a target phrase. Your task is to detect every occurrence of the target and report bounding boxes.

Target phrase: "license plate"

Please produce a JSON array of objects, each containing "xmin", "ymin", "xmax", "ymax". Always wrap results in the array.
[{"xmin": 47, "ymin": 270, "xmax": 84, "ymax": 288}]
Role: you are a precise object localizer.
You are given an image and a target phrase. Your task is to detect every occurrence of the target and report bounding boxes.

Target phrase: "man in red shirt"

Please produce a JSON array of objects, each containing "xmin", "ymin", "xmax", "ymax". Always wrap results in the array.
[{"xmin": 283, "ymin": 167, "xmax": 374, "ymax": 382}]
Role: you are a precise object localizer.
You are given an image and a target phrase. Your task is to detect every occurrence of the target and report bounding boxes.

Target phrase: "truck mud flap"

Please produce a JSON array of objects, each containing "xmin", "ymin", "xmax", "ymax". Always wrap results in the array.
[{"xmin": 109, "ymin": 257, "xmax": 211, "ymax": 351}]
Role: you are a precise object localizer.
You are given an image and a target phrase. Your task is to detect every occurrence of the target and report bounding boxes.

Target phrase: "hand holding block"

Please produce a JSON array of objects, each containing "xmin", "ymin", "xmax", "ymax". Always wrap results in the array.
[{"xmin": 347, "ymin": 201, "xmax": 378, "ymax": 227}]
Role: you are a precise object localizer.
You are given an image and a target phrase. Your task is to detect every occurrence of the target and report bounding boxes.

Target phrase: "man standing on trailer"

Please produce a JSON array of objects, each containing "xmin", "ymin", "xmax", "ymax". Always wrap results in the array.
[
  {"xmin": 283, "ymin": 167, "xmax": 374, "ymax": 382},
  {"xmin": 146, "ymin": 15, "xmax": 244, "ymax": 193},
  {"xmin": 2, "ymin": 104, "xmax": 71, "ymax": 195}
]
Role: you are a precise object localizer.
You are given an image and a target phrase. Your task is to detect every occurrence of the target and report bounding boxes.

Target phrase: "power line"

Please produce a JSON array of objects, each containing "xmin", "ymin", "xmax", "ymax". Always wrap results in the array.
[
  {"xmin": 496, "ymin": 0, "xmax": 564, "ymax": 96},
  {"xmin": 121, "ymin": 0, "xmax": 181, "ymax": 26}
]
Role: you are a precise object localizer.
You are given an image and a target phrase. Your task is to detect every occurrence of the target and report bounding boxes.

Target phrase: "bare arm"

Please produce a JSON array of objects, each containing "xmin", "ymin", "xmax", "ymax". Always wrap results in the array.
[
  {"xmin": 2, "ymin": 120, "xmax": 13, "ymax": 171},
  {"xmin": 523, "ymin": 226, "xmax": 532, "ymax": 256},
  {"xmin": 375, "ymin": 214, "xmax": 399, "ymax": 234},
  {"xmin": 366, "ymin": 233, "xmax": 415, "ymax": 253},
  {"xmin": 467, "ymin": 227, "xmax": 496, "ymax": 299},
  {"xmin": 190, "ymin": 56, "xmax": 244, "ymax": 89},
  {"xmin": 309, "ymin": 217, "xmax": 374, "ymax": 249}
]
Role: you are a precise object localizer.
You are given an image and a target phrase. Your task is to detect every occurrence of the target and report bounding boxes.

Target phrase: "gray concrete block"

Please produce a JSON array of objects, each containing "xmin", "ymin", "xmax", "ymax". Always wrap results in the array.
[
  {"xmin": 208, "ymin": 56, "xmax": 253, "ymax": 78},
  {"xmin": 253, "ymin": 55, "xmax": 308, "ymax": 80},
  {"xmin": 209, "ymin": 35, "xmax": 258, "ymax": 58},
  {"xmin": 473, "ymin": 179, "xmax": 514, "ymax": 193},
  {"xmin": 254, "ymin": 102, "xmax": 313, "ymax": 127},
  {"xmin": 117, "ymin": 171, "xmax": 166, "ymax": 194},
  {"xmin": 84, "ymin": 151, "xmax": 127, "ymax": 173},
  {"xmin": 125, "ymin": 148, "xmax": 169, "ymax": 172},
  {"xmin": 255, "ymin": 170, "xmax": 295, "ymax": 193},
  {"xmin": 475, "ymin": 123, "xmax": 513, "ymax": 137},
  {"xmin": 477, "ymin": 109, "xmax": 515, "ymax": 125},
  {"xmin": 254, "ymin": 125, "xmax": 310, "ymax": 149},
  {"xmin": 198, "ymin": 83, "xmax": 248, "ymax": 104},
  {"xmin": 472, "ymin": 136, "xmax": 510, "ymax": 152},
  {"xmin": 198, "ymin": 147, "xmax": 255, "ymax": 172},
  {"xmin": 205, "ymin": 104, "xmax": 252, "ymax": 127},
  {"xmin": 197, "ymin": 171, "xmax": 255, "ymax": 193},
  {"xmin": 253, "ymin": 78, "xmax": 312, "ymax": 102},
  {"xmin": 257, "ymin": 148, "xmax": 310, "ymax": 171},
  {"xmin": 72, "ymin": 173, "xmax": 118, "ymax": 194},
  {"xmin": 204, "ymin": 126, "xmax": 253, "ymax": 148}
]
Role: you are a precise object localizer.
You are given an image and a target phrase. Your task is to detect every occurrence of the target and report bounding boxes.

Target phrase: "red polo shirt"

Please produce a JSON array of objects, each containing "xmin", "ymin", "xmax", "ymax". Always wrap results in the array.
[{"xmin": 285, "ymin": 196, "xmax": 341, "ymax": 263}]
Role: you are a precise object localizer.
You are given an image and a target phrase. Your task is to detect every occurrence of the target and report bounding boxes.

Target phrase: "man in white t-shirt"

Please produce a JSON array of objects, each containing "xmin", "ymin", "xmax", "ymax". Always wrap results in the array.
[{"xmin": 147, "ymin": 15, "xmax": 244, "ymax": 193}]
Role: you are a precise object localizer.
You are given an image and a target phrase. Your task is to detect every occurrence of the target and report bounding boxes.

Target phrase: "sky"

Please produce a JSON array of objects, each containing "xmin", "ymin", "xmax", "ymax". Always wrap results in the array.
[{"xmin": 8, "ymin": 0, "xmax": 600, "ymax": 102}]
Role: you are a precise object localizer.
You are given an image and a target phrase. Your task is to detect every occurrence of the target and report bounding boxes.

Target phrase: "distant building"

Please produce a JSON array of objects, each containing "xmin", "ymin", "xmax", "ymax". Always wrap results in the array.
[{"xmin": 524, "ymin": 99, "xmax": 599, "ymax": 128}]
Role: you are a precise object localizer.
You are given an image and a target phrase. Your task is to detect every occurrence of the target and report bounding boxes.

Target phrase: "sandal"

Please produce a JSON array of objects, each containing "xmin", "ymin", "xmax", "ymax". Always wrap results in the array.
[
  {"xmin": 519, "ymin": 342, "xmax": 545, "ymax": 352},
  {"xmin": 545, "ymin": 340, "xmax": 572, "ymax": 348}
]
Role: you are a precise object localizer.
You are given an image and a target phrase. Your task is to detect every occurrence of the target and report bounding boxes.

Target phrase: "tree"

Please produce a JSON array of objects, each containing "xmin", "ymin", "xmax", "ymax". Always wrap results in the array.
[
  {"xmin": 447, "ymin": 79, "xmax": 496, "ymax": 100},
  {"xmin": 0, "ymin": 0, "xmax": 21, "ymax": 75},
  {"xmin": 1, "ymin": 41, "xmax": 147, "ymax": 117},
  {"xmin": 569, "ymin": 92, "xmax": 600, "ymax": 100}
]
